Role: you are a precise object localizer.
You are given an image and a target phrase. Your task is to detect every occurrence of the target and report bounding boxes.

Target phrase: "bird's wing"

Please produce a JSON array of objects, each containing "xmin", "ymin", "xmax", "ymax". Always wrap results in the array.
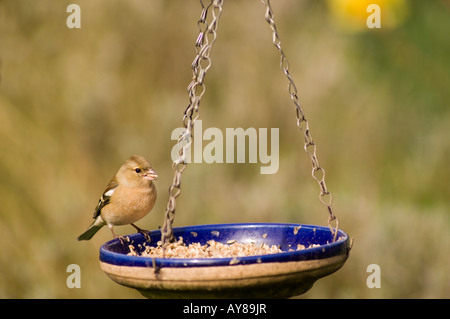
[{"xmin": 92, "ymin": 177, "xmax": 118, "ymax": 219}]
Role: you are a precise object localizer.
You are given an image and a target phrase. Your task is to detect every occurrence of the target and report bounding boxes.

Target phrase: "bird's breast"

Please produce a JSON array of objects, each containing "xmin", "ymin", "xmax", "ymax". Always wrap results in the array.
[{"xmin": 101, "ymin": 183, "xmax": 157, "ymax": 226}]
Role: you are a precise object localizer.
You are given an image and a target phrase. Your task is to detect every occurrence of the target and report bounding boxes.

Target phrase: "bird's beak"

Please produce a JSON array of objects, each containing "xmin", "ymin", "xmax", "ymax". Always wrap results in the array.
[{"xmin": 143, "ymin": 168, "xmax": 158, "ymax": 181}]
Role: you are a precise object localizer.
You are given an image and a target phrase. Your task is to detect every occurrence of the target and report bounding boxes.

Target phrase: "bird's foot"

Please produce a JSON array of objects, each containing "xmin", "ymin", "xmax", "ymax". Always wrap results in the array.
[
  {"xmin": 109, "ymin": 226, "xmax": 130, "ymax": 246},
  {"xmin": 131, "ymin": 223, "xmax": 151, "ymax": 243},
  {"xmin": 114, "ymin": 234, "xmax": 130, "ymax": 246}
]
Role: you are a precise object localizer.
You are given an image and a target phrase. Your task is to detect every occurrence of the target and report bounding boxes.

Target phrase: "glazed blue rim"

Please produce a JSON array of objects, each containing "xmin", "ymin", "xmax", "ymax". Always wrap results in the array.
[{"xmin": 99, "ymin": 223, "xmax": 350, "ymax": 268}]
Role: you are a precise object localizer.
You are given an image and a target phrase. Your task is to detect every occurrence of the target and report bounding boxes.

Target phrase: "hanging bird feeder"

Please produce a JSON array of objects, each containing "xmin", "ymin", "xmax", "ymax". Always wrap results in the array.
[{"xmin": 100, "ymin": 0, "xmax": 352, "ymax": 299}]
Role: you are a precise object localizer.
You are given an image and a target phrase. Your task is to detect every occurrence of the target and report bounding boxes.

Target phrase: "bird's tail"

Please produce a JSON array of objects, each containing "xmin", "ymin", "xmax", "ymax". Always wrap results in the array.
[{"xmin": 77, "ymin": 224, "xmax": 104, "ymax": 241}]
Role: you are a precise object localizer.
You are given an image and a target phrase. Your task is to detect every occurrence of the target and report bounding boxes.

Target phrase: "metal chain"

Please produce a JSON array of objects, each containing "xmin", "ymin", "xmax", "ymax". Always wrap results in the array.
[
  {"xmin": 161, "ymin": 0, "xmax": 223, "ymax": 253},
  {"xmin": 261, "ymin": 0, "xmax": 339, "ymax": 241}
]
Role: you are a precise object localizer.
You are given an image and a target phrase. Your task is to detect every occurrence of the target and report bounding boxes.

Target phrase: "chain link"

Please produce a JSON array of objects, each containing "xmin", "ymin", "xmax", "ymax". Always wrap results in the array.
[
  {"xmin": 161, "ymin": 0, "xmax": 223, "ymax": 254},
  {"xmin": 261, "ymin": 0, "xmax": 339, "ymax": 241}
]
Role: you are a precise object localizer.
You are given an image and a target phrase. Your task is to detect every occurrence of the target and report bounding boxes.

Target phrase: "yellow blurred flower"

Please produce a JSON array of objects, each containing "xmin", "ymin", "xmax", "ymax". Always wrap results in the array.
[{"xmin": 327, "ymin": 0, "xmax": 408, "ymax": 32}]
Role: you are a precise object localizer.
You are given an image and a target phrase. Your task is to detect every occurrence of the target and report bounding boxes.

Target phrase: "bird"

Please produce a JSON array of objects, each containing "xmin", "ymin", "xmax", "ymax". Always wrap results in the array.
[{"xmin": 77, "ymin": 155, "xmax": 157, "ymax": 244}]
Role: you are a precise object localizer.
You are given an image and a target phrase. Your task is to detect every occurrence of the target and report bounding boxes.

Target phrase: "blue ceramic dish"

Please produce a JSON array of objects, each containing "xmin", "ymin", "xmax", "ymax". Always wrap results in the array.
[
  {"xmin": 100, "ymin": 223, "xmax": 350, "ymax": 268},
  {"xmin": 99, "ymin": 223, "xmax": 351, "ymax": 298}
]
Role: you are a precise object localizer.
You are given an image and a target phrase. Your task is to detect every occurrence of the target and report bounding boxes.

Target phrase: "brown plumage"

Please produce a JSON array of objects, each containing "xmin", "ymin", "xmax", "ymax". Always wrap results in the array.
[{"xmin": 77, "ymin": 155, "xmax": 157, "ymax": 243}]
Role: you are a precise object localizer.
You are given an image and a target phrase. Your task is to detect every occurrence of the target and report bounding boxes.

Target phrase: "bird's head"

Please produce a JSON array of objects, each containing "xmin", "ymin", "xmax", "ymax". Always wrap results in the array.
[{"xmin": 118, "ymin": 155, "xmax": 158, "ymax": 187}]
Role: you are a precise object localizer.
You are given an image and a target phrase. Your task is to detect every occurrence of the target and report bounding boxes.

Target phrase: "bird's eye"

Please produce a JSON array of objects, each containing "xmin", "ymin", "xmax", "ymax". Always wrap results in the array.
[{"xmin": 135, "ymin": 168, "xmax": 141, "ymax": 173}]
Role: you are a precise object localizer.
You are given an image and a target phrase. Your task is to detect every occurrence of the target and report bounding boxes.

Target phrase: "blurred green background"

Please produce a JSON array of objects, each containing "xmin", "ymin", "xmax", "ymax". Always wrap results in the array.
[{"xmin": 0, "ymin": 0, "xmax": 448, "ymax": 298}]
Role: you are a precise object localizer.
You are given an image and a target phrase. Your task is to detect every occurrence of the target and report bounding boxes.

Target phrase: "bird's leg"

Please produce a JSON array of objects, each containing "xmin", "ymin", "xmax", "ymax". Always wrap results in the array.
[
  {"xmin": 131, "ymin": 223, "xmax": 151, "ymax": 242},
  {"xmin": 109, "ymin": 225, "xmax": 128, "ymax": 246}
]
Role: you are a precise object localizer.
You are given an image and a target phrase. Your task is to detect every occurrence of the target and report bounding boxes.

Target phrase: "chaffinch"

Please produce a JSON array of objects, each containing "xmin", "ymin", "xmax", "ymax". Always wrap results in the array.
[{"xmin": 77, "ymin": 155, "xmax": 158, "ymax": 244}]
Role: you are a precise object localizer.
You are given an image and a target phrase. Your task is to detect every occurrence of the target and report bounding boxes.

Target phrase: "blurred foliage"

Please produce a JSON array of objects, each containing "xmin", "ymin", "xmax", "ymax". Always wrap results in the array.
[{"xmin": 0, "ymin": 0, "xmax": 449, "ymax": 298}]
